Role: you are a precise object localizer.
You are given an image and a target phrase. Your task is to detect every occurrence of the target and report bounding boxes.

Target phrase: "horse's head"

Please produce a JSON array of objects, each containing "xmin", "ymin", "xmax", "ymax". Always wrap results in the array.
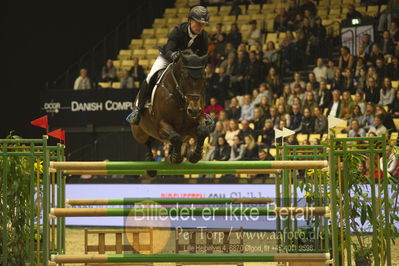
[{"xmin": 174, "ymin": 50, "xmax": 208, "ymax": 119}]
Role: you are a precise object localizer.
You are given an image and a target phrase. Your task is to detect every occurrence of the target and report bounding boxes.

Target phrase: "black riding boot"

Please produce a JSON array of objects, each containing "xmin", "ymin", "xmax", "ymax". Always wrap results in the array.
[{"xmin": 131, "ymin": 80, "xmax": 150, "ymax": 125}]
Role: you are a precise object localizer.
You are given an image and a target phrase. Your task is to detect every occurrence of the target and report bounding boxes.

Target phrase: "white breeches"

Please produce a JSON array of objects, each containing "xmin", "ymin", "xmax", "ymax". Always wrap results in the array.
[{"xmin": 146, "ymin": 54, "xmax": 169, "ymax": 83}]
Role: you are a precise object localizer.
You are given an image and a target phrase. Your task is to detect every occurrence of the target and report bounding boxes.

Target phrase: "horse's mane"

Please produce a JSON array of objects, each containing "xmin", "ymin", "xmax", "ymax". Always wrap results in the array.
[{"xmin": 177, "ymin": 49, "xmax": 208, "ymax": 79}]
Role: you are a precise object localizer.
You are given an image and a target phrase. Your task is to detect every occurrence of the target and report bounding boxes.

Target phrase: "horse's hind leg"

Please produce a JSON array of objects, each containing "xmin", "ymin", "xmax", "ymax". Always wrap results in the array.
[
  {"xmin": 145, "ymin": 137, "xmax": 155, "ymax": 161},
  {"xmin": 159, "ymin": 120, "xmax": 183, "ymax": 164}
]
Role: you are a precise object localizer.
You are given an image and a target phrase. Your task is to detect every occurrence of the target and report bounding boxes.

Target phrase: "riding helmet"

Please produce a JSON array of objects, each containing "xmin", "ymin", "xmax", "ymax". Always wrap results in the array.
[{"xmin": 188, "ymin": 6, "xmax": 209, "ymax": 24}]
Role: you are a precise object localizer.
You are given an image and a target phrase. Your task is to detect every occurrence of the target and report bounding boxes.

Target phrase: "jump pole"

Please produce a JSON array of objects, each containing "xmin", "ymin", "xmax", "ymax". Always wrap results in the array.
[
  {"xmin": 59, "ymin": 169, "xmax": 281, "ymax": 175},
  {"xmin": 50, "ymin": 207, "xmax": 330, "ymax": 217},
  {"xmin": 51, "ymin": 253, "xmax": 331, "ymax": 263},
  {"xmin": 66, "ymin": 197, "xmax": 274, "ymax": 206},
  {"xmin": 50, "ymin": 160, "xmax": 328, "ymax": 171}
]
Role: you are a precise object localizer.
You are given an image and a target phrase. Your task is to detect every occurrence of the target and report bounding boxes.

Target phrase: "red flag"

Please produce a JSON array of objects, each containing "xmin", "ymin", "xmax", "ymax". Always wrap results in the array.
[
  {"xmin": 48, "ymin": 129, "xmax": 65, "ymax": 144},
  {"xmin": 30, "ymin": 115, "xmax": 48, "ymax": 133}
]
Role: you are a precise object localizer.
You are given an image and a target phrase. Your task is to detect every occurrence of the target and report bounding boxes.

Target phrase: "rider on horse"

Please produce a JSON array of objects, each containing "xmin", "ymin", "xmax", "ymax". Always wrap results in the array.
[{"xmin": 128, "ymin": 5, "xmax": 209, "ymax": 125}]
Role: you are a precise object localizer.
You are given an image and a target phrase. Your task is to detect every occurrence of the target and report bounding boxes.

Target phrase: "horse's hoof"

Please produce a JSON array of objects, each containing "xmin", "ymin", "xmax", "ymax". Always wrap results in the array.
[{"xmin": 146, "ymin": 170, "xmax": 157, "ymax": 177}]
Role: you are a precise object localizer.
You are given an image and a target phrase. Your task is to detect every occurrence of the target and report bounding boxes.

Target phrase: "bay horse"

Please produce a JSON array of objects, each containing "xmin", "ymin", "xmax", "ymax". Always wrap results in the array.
[{"xmin": 131, "ymin": 50, "xmax": 210, "ymax": 165}]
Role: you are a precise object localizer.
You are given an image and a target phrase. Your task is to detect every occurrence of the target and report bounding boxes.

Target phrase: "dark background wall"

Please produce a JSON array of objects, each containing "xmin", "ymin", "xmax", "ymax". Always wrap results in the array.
[{"xmin": 1, "ymin": 0, "xmax": 169, "ymax": 139}]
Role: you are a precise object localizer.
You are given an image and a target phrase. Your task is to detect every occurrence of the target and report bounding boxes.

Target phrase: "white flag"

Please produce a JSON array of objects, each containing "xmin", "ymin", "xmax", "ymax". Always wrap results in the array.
[
  {"xmin": 282, "ymin": 127, "xmax": 295, "ymax": 138},
  {"xmin": 328, "ymin": 116, "xmax": 346, "ymax": 129},
  {"xmin": 274, "ymin": 128, "xmax": 283, "ymax": 138}
]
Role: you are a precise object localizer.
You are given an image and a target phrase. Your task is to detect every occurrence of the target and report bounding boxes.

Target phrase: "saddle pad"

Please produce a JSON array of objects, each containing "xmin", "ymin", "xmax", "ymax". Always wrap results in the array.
[{"xmin": 150, "ymin": 63, "xmax": 172, "ymax": 107}]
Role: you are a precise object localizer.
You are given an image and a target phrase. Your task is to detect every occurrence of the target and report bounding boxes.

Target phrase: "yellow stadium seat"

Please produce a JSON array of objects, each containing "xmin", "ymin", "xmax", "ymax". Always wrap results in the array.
[
  {"xmin": 112, "ymin": 82, "xmax": 121, "ymax": 89},
  {"xmin": 357, "ymin": 6, "xmax": 366, "ymax": 14},
  {"xmin": 257, "ymin": 135, "xmax": 262, "ymax": 143},
  {"xmin": 98, "ymin": 82, "xmax": 111, "ymax": 88},
  {"xmin": 139, "ymin": 59, "xmax": 149, "ymax": 69},
  {"xmin": 144, "ymin": 39, "xmax": 157, "ymax": 48},
  {"xmin": 309, "ymin": 134, "xmax": 321, "ymax": 142},
  {"xmin": 251, "ymin": 14, "xmax": 264, "ymax": 21},
  {"xmin": 209, "ymin": 15, "xmax": 222, "ymax": 24},
  {"xmin": 392, "ymin": 81, "xmax": 399, "ymax": 89},
  {"xmin": 164, "ymin": 8, "xmax": 177, "ymax": 18},
  {"xmin": 223, "ymin": 16, "xmax": 236, "ymax": 23},
  {"xmin": 269, "ymin": 148, "xmax": 277, "ymax": 157},
  {"xmin": 155, "ymin": 28, "xmax": 170, "ymax": 37},
  {"xmin": 331, "ymin": 0, "xmax": 342, "ymax": 5},
  {"xmin": 177, "ymin": 7, "xmax": 189, "ymax": 15},
  {"xmin": 118, "ymin": 50, "xmax": 132, "ymax": 60},
  {"xmin": 318, "ymin": 0, "xmax": 330, "ymax": 7},
  {"xmin": 130, "ymin": 39, "xmax": 143, "ymax": 49},
  {"xmin": 329, "ymin": 8, "xmax": 342, "ymax": 18},
  {"xmin": 112, "ymin": 60, "xmax": 120, "ymax": 69},
  {"xmin": 219, "ymin": 6, "xmax": 231, "ymax": 15},
  {"xmin": 157, "ymin": 38, "xmax": 168, "ymax": 46},
  {"xmin": 367, "ymin": 5, "xmax": 379, "ymax": 16},
  {"xmin": 153, "ymin": 18, "xmax": 167, "ymax": 28},
  {"xmin": 207, "ymin": 6, "xmax": 218, "ymax": 16},
  {"xmin": 318, "ymin": 9, "xmax": 328, "ymax": 18},
  {"xmin": 393, "ymin": 119, "xmax": 399, "ymax": 131},
  {"xmin": 248, "ymin": 4, "xmax": 262, "ymax": 14},
  {"xmin": 336, "ymin": 133, "xmax": 348, "ymax": 138},
  {"xmin": 141, "ymin": 28, "xmax": 155, "ymax": 38},
  {"xmin": 132, "ymin": 49, "xmax": 146, "ymax": 58},
  {"xmin": 265, "ymin": 20, "xmax": 274, "ymax": 32},
  {"xmin": 266, "ymin": 32, "xmax": 278, "ymax": 43},
  {"xmin": 321, "ymin": 134, "xmax": 328, "ymax": 141},
  {"xmin": 121, "ymin": 60, "xmax": 134, "ymax": 70},
  {"xmin": 296, "ymin": 134, "xmax": 308, "ymax": 143},
  {"xmin": 167, "ymin": 17, "xmax": 182, "ymax": 25},
  {"xmin": 249, "ymin": 123, "xmax": 255, "ymax": 129},
  {"xmin": 237, "ymin": 14, "xmax": 251, "ymax": 23},
  {"xmin": 146, "ymin": 49, "xmax": 159, "ymax": 59},
  {"xmin": 240, "ymin": 24, "xmax": 252, "ymax": 32},
  {"xmin": 262, "ymin": 4, "xmax": 276, "ymax": 12},
  {"xmin": 380, "ymin": 5, "xmax": 388, "ymax": 12},
  {"xmin": 391, "ymin": 132, "xmax": 398, "ymax": 140}
]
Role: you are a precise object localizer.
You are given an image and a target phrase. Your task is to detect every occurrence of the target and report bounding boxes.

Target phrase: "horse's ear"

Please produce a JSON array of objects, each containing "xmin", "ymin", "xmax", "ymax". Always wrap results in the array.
[{"xmin": 199, "ymin": 53, "xmax": 208, "ymax": 66}]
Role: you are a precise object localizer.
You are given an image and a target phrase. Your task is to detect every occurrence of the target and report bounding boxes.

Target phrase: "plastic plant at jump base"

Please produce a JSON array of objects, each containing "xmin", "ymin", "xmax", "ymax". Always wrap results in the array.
[
  {"xmin": 0, "ymin": 134, "xmax": 65, "ymax": 266},
  {"xmin": 0, "ymin": 134, "xmax": 397, "ymax": 265}
]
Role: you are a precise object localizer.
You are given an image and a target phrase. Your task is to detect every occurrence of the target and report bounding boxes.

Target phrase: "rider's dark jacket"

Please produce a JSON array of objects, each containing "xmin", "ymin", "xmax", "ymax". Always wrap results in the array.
[{"xmin": 160, "ymin": 22, "xmax": 208, "ymax": 60}]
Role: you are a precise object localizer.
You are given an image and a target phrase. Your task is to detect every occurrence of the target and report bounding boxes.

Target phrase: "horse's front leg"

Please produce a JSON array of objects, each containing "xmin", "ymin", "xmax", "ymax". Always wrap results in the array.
[
  {"xmin": 159, "ymin": 120, "xmax": 183, "ymax": 164},
  {"xmin": 187, "ymin": 123, "xmax": 209, "ymax": 164}
]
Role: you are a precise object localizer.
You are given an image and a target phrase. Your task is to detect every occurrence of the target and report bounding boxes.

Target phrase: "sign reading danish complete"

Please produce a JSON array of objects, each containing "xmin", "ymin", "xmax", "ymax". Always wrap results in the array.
[{"xmin": 40, "ymin": 89, "xmax": 138, "ymax": 126}]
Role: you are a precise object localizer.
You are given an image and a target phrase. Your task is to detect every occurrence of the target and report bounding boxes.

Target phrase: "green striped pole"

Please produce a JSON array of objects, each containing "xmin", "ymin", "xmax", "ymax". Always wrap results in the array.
[
  {"xmin": 50, "ymin": 207, "xmax": 330, "ymax": 217},
  {"xmin": 50, "ymin": 160, "xmax": 328, "ymax": 171},
  {"xmin": 61, "ymin": 169, "xmax": 280, "ymax": 175},
  {"xmin": 66, "ymin": 198, "xmax": 274, "ymax": 206},
  {"xmin": 51, "ymin": 253, "xmax": 331, "ymax": 263}
]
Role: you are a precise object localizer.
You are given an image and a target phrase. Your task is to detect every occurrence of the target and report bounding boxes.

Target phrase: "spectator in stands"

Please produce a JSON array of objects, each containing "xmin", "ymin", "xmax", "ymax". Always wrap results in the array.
[
  {"xmin": 343, "ymin": 68, "xmax": 356, "ymax": 94},
  {"xmin": 204, "ymin": 121, "xmax": 225, "ymax": 161},
  {"xmin": 287, "ymin": 134, "xmax": 299, "ymax": 145},
  {"xmin": 263, "ymin": 41, "xmax": 280, "ymax": 71},
  {"xmin": 376, "ymin": 57, "xmax": 388, "ymax": 81},
  {"xmin": 326, "ymin": 59, "xmax": 338, "ymax": 81},
  {"xmin": 226, "ymin": 23, "xmax": 242, "ymax": 49},
  {"xmin": 205, "ymin": 64, "xmax": 217, "ymax": 104},
  {"xmin": 246, "ymin": 51, "xmax": 263, "ymax": 94},
  {"xmin": 387, "ymin": 56, "xmax": 399, "ymax": 80},
  {"xmin": 391, "ymin": 20, "xmax": 399, "ymax": 43},
  {"xmin": 368, "ymin": 114, "xmax": 387, "ymax": 136},
  {"xmin": 348, "ymin": 105, "xmax": 364, "ymax": 125},
  {"xmin": 338, "ymin": 46, "xmax": 355, "ymax": 70},
  {"xmin": 181, "ymin": 138, "xmax": 196, "ymax": 161},
  {"xmin": 214, "ymin": 34, "xmax": 227, "ymax": 62},
  {"xmin": 298, "ymin": 17, "xmax": 313, "ymax": 50},
  {"xmin": 307, "ymin": 72, "xmax": 319, "ymax": 90},
  {"xmin": 225, "ymin": 120, "xmax": 241, "ymax": 146},
  {"xmin": 240, "ymin": 95, "xmax": 254, "ymax": 121},
  {"xmin": 355, "ymin": 67, "xmax": 367, "ymax": 93},
  {"xmin": 218, "ymin": 110, "xmax": 229, "ymax": 124},
  {"xmin": 300, "ymin": 0, "xmax": 317, "ymax": 16},
  {"xmin": 265, "ymin": 67, "xmax": 282, "ymax": 97},
  {"xmin": 287, "ymin": 0, "xmax": 300, "ymax": 24},
  {"xmin": 379, "ymin": 77, "xmax": 395, "ymax": 107},
  {"xmin": 348, "ymin": 120, "xmax": 366, "ymax": 137},
  {"xmin": 313, "ymin": 106, "xmax": 328, "ymax": 134},
  {"xmin": 290, "ymin": 104, "xmax": 303, "ymax": 132},
  {"xmin": 258, "ymin": 147, "xmax": 275, "ymax": 163},
  {"xmin": 205, "ymin": 97, "xmax": 223, "ymax": 118},
  {"xmin": 226, "ymin": 97, "xmax": 241, "ymax": 120},
  {"xmin": 328, "ymin": 90, "xmax": 342, "ymax": 117},
  {"xmin": 223, "ymin": 42, "xmax": 236, "ymax": 61},
  {"xmin": 345, "ymin": 4, "xmax": 363, "ymax": 24},
  {"xmin": 310, "ymin": 17, "xmax": 326, "ymax": 58},
  {"xmin": 254, "ymin": 41, "xmax": 264, "ymax": 61},
  {"xmin": 212, "ymin": 23, "xmax": 226, "ymax": 42},
  {"xmin": 252, "ymin": 107, "xmax": 266, "ymax": 131},
  {"xmin": 213, "ymin": 136, "xmax": 231, "ymax": 161},
  {"xmin": 354, "ymin": 58, "xmax": 365, "ymax": 78},
  {"xmin": 368, "ymin": 44, "xmax": 384, "ymax": 66},
  {"xmin": 253, "ymin": 83, "xmax": 272, "ymax": 106},
  {"xmin": 274, "ymin": 8, "xmax": 289, "ymax": 32},
  {"xmin": 340, "ymin": 90, "xmax": 355, "ymax": 119},
  {"xmin": 277, "ymin": 104, "xmax": 292, "ymax": 127},
  {"xmin": 229, "ymin": 0, "xmax": 242, "ymax": 16},
  {"xmin": 365, "ymin": 77, "xmax": 380, "ymax": 104},
  {"xmin": 214, "ymin": 66, "xmax": 229, "ymax": 106},
  {"xmin": 357, "ymin": 44, "xmax": 369, "ymax": 63},
  {"xmin": 268, "ymin": 107, "xmax": 278, "ymax": 127},
  {"xmin": 258, "ymin": 119, "xmax": 275, "ymax": 147},
  {"xmin": 129, "ymin": 58, "xmax": 146, "ymax": 88},
  {"xmin": 361, "ymin": 103, "xmax": 375, "ymax": 131},
  {"xmin": 242, "ymin": 135, "xmax": 259, "ymax": 160},
  {"xmin": 101, "ymin": 59, "xmax": 117, "ymax": 82},
  {"xmin": 246, "ymin": 20, "xmax": 261, "ymax": 46},
  {"xmin": 229, "ymin": 135, "xmax": 245, "ymax": 161},
  {"xmin": 299, "ymin": 107, "xmax": 315, "ymax": 134},
  {"xmin": 313, "ymin": 58, "xmax": 327, "ymax": 82},
  {"xmin": 303, "ymin": 91, "xmax": 318, "ymax": 113},
  {"xmin": 330, "ymin": 69, "xmax": 345, "ymax": 92},
  {"xmin": 375, "ymin": 104, "xmax": 396, "ymax": 132},
  {"xmin": 290, "ymin": 72, "xmax": 306, "ymax": 91},
  {"xmin": 317, "ymin": 80, "xmax": 332, "ymax": 111},
  {"xmin": 280, "ymin": 31, "xmax": 296, "ymax": 69},
  {"xmin": 232, "ymin": 51, "xmax": 249, "ymax": 95},
  {"xmin": 379, "ymin": 31, "xmax": 395, "ymax": 57},
  {"xmin": 119, "ymin": 70, "xmax": 134, "ymax": 89},
  {"xmin": 238, "ymin": 119, "xmax": 255, "ymax": 139},
  {"xmin": 361, "ymin": 34, "xmax": 373, "ymax": 55},
  {"xmin": 73, "ymin": 68, "xmax": 91, "ymax": 90},
  {"xmin": 390, "ymin": 89, "xmax": 399, "ymax": 117},
  {"xmin": 354, "ymin": 92, "xmax": 366, "ymax": 114}
]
